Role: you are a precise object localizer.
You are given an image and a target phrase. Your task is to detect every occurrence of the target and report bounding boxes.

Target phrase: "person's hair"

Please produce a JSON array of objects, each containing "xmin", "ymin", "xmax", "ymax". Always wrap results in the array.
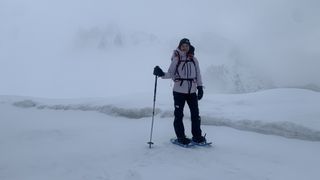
[
  {"xmin": 188, "ymin": 45, "xmax": 195, "ymax": 55},
  {"xmin": 178, "ymin": 38, "xmax": 191, "ymax": 49}
]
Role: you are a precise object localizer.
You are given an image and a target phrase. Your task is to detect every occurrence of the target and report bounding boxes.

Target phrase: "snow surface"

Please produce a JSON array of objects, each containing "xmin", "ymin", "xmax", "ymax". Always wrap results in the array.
[
  {"xmin": 1, "ymin": 88, "xmax": 320, "ymax": 180},
  {"xmin": 1, "ymin": 1, "xmax": 320, "ymax": 179},
  {"xmin": 3, "ymin": 88, "xmax": 320, "ymax": 141}
]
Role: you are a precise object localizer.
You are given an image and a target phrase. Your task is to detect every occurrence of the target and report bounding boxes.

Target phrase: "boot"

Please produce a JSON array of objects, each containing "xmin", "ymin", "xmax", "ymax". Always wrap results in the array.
[
  {"xmin": 192, "ymin": 136, "xmax": 206, "ymax": 144},
  {"xmin": 177, "ymin": 137, "xmax": 191, "ymax": 145}
]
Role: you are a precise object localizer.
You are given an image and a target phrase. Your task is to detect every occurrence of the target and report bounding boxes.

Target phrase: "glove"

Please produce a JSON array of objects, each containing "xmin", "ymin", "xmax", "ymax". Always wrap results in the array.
[
  {"xmin": 153, "ymin": 66, "xmax": 165, "ymax": 77},
  {"xmin": 197, "ymin": 86, "xmax": 203, "ymax": 100}
]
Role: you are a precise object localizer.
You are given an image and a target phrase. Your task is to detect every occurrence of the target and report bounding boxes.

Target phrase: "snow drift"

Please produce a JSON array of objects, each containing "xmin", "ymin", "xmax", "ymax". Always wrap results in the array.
[{"xmin": 11, "ymin": 88, "xmax": 320, "ymax": 142}]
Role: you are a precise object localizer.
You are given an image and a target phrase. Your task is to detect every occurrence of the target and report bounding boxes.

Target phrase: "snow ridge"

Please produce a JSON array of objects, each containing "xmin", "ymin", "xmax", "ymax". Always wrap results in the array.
[
  {"xmin": 13, "ymin": 100, "xmax": 160, "ymax": 119},
  {"xmin": 12, "ymin": 100, "xmax": 320, "ymax": 142},
  {"xmin": 202, "ymin": 117, "xmax": 320, "ymax": 142}
]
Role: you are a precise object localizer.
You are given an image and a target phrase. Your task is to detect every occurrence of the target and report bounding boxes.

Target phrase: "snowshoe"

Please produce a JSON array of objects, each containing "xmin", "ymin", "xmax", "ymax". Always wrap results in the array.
[
  {"xmin": 191, "ymin": 134, "xmax": 213, "ymax": 146},
  {"xmin": 170, "ymin": 137, "xmax": 194, "ymax": 148}
]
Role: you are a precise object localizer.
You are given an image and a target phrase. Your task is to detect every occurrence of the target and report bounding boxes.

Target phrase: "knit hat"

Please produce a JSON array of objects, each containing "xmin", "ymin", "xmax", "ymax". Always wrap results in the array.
[{"xmin": 178, "ymin": 38, "xmax": 191, "ymax": 49}]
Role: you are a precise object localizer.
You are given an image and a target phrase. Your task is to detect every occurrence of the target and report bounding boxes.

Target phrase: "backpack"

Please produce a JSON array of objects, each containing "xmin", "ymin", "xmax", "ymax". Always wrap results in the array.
[
  {"xmin": 173, "ymin": 50, "xmax": 198, "ymax": 80},
  {"xmin": 172, "ymin": 50, "xmax": 199, "ymax": 93}
]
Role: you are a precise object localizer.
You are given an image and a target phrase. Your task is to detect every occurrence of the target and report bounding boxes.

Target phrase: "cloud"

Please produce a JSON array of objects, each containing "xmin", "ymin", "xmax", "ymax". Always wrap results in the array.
[{"xmin": 1, "ymin": 0, "xmax": 319, "ymax": 96}]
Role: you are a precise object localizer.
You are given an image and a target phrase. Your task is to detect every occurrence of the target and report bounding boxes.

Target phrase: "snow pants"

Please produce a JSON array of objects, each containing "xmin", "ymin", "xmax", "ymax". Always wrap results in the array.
[{"xmin": 173, "ymin": 91, "xmax": 202, "ymax": 139}]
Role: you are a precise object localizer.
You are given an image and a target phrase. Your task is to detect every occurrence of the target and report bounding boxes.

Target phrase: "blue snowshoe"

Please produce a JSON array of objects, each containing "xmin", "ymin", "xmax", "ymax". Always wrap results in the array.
[{"xmin": 170, "ymin": 137, "xmax": 194, "ymax": 148}]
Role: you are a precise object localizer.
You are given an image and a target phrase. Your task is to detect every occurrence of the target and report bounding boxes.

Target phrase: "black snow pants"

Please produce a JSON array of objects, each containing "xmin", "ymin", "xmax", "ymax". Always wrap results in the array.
[{"xmin": 173, "ymin": 91, "xmax": 202, "ymax": 139}]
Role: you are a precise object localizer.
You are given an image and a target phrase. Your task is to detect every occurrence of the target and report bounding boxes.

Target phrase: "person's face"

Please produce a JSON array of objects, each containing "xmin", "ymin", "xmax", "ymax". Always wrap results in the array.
[{"xmin": 180, "ymin": 44, "xmax": 190, "ymax": 53}]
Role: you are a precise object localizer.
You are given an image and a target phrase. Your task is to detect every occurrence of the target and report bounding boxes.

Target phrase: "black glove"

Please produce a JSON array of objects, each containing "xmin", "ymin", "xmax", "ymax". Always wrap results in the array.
[
  {"xmin": 153, "ymin": 66, "xmax": 165, "ymax": 77},
  {"xmin": 197, "ymin": 86, "xmax": 203, "ymax": 100}
]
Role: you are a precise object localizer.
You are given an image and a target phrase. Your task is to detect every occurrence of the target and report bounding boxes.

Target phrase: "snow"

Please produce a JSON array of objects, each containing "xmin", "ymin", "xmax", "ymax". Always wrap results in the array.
[
  {"xmin": 4, "ymin": 88, "xmax": 320, "ymax": 141},
  {"xmin": 1, "ymin": 0, "xmax": 320, "ymax": 179},
  {"xmin": 1, "ymin": 88, "xmax": 320, "ymax": 180}
]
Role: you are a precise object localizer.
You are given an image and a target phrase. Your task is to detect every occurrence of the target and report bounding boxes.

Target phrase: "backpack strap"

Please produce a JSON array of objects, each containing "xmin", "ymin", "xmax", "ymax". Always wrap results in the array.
[
  {"xmin": 173, "ymin": 51, "xmax": 199, "ymax": 92},
  {"xmin": 174, "ymin": 50, "xmax": 182, "ymax": 77},
  {"xmin": 190, "ymin": 57, "xmax": 198, "ymax": 81}
]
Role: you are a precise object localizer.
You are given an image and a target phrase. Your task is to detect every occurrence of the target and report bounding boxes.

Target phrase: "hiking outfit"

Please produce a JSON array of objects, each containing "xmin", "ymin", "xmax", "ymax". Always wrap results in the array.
[{"xmin": 153, "ymin": 40, "xmax": 205, "ymax": 144}]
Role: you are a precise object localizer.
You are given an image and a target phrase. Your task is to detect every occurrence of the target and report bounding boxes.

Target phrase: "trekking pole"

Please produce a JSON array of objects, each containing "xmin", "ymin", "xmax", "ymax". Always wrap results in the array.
[{"xmin": 148, "ymin": 75, "xmax": 158, "ymax": 148}]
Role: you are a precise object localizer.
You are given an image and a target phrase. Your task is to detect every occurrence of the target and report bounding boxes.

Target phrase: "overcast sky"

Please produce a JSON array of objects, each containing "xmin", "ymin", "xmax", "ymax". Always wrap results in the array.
[{"xmin": 1, "ymin": 0, "xmax": 319, "ymax": 97}]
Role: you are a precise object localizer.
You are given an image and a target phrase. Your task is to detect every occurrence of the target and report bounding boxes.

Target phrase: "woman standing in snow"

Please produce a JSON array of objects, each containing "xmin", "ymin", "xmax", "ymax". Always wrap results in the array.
[{"xmin": 153, "ymin": 38, "xmax": 206, "ymax": 145}]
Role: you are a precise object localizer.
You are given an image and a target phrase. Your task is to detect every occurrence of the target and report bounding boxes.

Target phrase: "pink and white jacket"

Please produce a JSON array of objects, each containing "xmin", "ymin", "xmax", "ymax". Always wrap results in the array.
[{"xmin": 162, "ymin": 48, "xmax": 203, "ymax": 94}]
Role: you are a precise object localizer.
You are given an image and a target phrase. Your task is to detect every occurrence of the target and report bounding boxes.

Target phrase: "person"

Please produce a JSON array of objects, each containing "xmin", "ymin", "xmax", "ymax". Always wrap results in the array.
[{"xmin": 153, "ymin": 38, "xmax": 206, "ymax": 145}]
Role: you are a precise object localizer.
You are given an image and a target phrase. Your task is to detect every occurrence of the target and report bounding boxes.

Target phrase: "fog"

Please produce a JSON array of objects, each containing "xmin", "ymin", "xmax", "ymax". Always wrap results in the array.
[{"xmin": 1, "ymin": 0, "xmax": 319, "ymax": 97}]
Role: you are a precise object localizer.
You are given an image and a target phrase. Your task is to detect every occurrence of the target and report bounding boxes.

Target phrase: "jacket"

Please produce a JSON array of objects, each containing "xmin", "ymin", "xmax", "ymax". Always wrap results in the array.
[{"xmin": 162, "ymin": 48, "xmax": 203, "ymax": 94}]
